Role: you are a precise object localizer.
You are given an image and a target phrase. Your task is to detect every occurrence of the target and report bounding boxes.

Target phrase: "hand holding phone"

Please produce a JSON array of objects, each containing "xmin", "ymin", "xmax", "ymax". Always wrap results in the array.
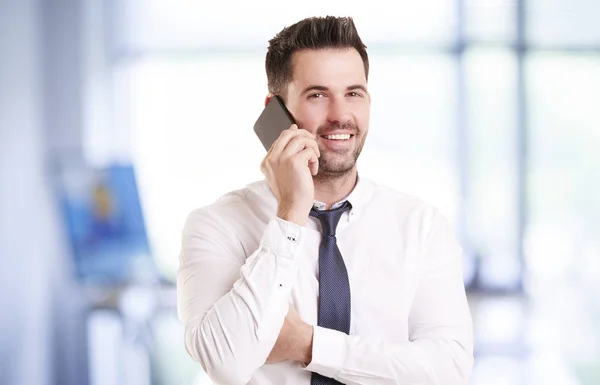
[{"xmin": 255, "ymin": 96, "xmax": 320, "ymax": 226}]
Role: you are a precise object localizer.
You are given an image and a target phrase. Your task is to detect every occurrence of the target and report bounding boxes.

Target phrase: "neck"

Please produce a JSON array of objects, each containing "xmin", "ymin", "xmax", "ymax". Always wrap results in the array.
[{"xmin": 313, "ymin": 169, "xmax": 358, "ymax": 209}]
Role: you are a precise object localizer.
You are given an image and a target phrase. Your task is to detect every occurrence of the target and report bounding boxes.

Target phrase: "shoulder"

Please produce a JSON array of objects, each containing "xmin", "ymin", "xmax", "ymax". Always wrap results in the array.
[
  {"xmin": 362, "ymin": 178, "xmax": 437, "ymax": 214},
  {"xmin": 182, "ymin": 179, "xmax": 274, "ymax": 233},
  {"xmin": 359, "ymin": 177, "xmax": 452, "ymax": 233}
]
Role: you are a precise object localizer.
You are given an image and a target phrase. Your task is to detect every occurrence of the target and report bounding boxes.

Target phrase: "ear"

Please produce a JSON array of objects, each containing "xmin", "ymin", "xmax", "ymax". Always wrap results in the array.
[{"xmin": 264, "ymin": 94, "xmax": 273, "ymax": 107}]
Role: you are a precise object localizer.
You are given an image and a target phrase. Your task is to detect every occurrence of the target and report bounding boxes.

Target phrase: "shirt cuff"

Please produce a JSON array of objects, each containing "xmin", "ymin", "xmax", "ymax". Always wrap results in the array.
[
  {"xmin": 259, "ymin": 217, "xmax": 303, "ymax": 260},
  {"xmin": 304, "ymin": 326, "xmax": 347, "ymax": 379}
]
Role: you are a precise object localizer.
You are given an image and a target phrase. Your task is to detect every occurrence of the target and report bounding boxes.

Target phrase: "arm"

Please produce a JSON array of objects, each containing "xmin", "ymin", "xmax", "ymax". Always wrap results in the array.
[
  {"xmin": 177, "ymin": 208, "xmax": 303, "ymax": 385},
  {"xmin": 178, "ymin": 124, "xmax": 319, "ymax": 384},
  {"xmin": 304, "ymin": 209, "xmax": 474, "ymax": 385}
]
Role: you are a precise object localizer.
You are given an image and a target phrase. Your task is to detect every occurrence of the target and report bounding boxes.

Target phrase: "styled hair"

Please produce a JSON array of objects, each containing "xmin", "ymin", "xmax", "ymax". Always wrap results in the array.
[{"xmin": 265, "ymin": 16, "xmax": 369, "ymax": 96}]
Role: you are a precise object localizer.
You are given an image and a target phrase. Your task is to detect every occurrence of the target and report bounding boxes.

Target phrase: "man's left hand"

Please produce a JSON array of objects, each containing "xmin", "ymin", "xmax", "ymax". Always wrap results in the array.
[{"xmin": 266, "ymin": 306, "xmax": 314, "ymax": 364}]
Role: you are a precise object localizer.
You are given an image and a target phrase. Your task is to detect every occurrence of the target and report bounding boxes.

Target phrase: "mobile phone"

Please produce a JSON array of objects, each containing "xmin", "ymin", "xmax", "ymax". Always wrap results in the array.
[{"xmin": 253, "ymin": 95, "xmax": 295, "ymax": 151}]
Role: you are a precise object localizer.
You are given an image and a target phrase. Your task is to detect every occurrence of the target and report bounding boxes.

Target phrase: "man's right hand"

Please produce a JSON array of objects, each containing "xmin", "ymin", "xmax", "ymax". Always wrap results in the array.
[{"xmin": 260, "ymin": 124, "xmax": 320, "ymax": 226}]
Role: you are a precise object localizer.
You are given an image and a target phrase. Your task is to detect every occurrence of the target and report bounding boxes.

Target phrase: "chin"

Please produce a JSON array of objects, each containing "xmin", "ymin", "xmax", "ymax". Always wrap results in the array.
[{"xmin": 318, "ymin": 158, "xmax": 356, "ymax": 176}]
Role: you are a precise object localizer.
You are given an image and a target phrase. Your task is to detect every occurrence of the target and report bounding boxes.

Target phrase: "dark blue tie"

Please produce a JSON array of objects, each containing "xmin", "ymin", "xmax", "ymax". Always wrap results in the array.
[{"xmin": 310, "ymin": 201, "xmax": 352, "ymax": 385}]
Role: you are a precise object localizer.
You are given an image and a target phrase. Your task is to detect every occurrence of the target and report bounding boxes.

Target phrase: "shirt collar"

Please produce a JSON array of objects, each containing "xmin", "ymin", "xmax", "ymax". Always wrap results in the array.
[{"xmin": 312, "ymin": 174, "xmax": 371, "ymax": 221}]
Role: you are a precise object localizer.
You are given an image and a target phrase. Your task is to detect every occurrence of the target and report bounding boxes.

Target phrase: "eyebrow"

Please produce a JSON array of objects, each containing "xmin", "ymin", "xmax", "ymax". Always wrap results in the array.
[{"xmin": 301, "ymin": 84, "xmax": 368, "ymax": 95}]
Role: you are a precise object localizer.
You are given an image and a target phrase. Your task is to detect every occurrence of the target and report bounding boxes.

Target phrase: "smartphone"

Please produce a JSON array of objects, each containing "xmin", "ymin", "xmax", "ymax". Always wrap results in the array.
[{"xmin": 253, "ymin": 95, "xmax": 295, "ymax": 151}]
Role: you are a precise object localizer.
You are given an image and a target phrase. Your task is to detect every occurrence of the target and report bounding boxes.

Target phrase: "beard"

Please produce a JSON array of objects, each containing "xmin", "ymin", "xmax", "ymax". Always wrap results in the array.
[{"xmin": 316, "ymin": 121, "xmax": 367, "ymax": 177}]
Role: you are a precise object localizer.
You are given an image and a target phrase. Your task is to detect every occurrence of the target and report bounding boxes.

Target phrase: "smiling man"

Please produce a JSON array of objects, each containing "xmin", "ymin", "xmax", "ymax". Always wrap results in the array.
[{"xmin": 177, "ymin": 16, "xmax": 474, "ymax": 385}]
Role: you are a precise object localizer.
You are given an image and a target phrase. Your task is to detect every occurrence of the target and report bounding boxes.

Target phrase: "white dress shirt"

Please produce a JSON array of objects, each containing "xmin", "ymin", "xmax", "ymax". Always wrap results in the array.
[{"xmin": 177, "ymin": 176, "xmax": 474, "ymax": 385}]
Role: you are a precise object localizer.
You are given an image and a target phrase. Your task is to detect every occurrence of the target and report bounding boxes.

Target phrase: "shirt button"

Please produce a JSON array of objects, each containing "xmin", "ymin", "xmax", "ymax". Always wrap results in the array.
[{"xmin": 287, "ymin": 236, "xmax": 296, "ymax": 242}]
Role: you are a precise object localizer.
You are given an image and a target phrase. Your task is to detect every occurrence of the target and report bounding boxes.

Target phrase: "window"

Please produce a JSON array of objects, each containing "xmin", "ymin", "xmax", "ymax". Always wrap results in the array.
[
  {"xmin": 121, "ymin": 52, "xmax": 460, "ymax": 280},
  {"xmin": 525, "ymin": 53, "xmax": 600, "ymax": 290},
  {"xmin": 463, "ymin": 48, "xmax": 520, "ymax": 289},
  {"xmin": 94, "ymin": 1, "xmax": 600, "ymax": 384},
  {"xmin": 527, "ymin": 0, "xmax": 600, "ymax": 46},
  {"xmin": 109, "ymin": 0, "xmax": 465, "ymax": 281}
]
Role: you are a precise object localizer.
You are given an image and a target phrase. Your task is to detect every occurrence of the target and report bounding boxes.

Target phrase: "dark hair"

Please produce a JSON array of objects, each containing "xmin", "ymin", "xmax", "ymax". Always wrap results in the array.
[{"xmin": 265, "ymin": 16, "xmax": 369, "ymax": 97}]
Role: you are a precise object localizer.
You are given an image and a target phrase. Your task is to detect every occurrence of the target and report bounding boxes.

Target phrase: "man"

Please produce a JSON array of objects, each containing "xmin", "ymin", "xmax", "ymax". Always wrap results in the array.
[{"xmin": 177, "ymin": 16, "xmax": 473, "ymax": 385}]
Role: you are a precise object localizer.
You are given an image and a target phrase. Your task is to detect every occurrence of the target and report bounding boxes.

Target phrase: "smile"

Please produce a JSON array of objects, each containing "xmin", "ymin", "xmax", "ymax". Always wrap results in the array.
[{"xmin": 321, "ymin": 134, "xmax": 353, "ymax": 140}]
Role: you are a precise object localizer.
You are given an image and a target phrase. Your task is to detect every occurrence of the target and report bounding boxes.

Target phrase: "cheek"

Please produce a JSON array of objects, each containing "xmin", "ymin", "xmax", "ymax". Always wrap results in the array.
[
  {"xmin": 294, "ymin": 104, "xmax": 327, "ymax": 132},
  {"xmin": 355, "ymin": 104, "xmax": 370, "ymax": 127}
]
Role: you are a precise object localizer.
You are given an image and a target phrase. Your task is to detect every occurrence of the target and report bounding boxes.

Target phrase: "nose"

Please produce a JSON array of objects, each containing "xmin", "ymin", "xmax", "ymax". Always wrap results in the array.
[{"xmin": 326, "ymin": 98, "xmax": 351, "ymax": 125}]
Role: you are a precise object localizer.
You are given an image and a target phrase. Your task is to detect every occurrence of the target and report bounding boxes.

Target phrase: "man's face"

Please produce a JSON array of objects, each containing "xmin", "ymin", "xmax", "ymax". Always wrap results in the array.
[{"xmin": 283, "ymin": 48, "xmax": 371, "ymax": 177}]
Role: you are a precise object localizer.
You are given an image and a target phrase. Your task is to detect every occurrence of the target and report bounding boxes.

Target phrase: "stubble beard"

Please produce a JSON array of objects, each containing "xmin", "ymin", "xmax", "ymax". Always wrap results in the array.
[{"xmin": 315, "ymin": 124, "xmax": 367, "ymax": 182}]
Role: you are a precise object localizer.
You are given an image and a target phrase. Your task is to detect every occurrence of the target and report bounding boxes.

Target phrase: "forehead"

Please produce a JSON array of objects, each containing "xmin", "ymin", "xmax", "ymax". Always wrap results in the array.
[{"xmin": 289, "ymin": 48, "xmax": 367, "ymax": 89}]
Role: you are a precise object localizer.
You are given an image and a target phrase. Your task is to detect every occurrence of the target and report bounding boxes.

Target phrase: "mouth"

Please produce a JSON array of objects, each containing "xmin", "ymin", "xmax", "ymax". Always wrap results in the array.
[
  {"xmin": 318, "ymin": 133, "xmax": 355, "ymax": 151},
  {"xmin": 319, "ymin": 133, "xmax": 354, "ymax": 141}
]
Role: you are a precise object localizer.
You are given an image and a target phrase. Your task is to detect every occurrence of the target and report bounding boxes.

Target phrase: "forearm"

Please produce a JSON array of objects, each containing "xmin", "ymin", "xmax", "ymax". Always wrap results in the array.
[
  {"xmin": 185, "ymin": 260, "xmax": 294, "ymax": 384},
  {"xmin": 178, "ymin": 215, "xmax": 304, "ymax": 384},
  {"xmin": 307, "ymin": 325, "xmax": 473, "ymax": 385}
]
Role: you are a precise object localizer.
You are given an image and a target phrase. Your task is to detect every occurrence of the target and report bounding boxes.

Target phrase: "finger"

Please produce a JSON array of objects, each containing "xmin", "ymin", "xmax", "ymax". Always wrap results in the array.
[
  {"xmin": 309, "ymin": 156, "xmax": 319, "ymax": 176},
  {"xmin": 266, "ymin": 125, "xmax": 301, "ymax": 156},
  {"xmin": 292, "ymin": 139, "xmax": 320, "ymax": 173},
  {"xmin": 304, "ymin": 137, "xmax": 320, "ymax": 159},
  {"xmin": 296, "ymin": 148, "xmax": 319, "ymax": 170},
  {"xmin": 269, "ymin": 124, "xmax": 299, "ymax": 156},
  {"xmin": 281, "ymin": 136, "xmax": 319, "ymax": 158},
  {"xmin": 269, "ymin": 126, "xmax": 316, "ymax": 157}
]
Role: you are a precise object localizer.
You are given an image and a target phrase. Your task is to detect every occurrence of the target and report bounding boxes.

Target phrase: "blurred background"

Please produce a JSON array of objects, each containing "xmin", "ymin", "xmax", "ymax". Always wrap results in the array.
[{"xmin": 1, "ymin": 0, "xmax": 599, "ymax": 384}]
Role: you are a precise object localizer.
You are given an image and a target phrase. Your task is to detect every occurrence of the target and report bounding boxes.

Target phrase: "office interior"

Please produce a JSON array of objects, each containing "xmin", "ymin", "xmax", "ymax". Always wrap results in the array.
[{"xmin": 1, "ymin": 1, "xmax": 599, "ymax": 384}]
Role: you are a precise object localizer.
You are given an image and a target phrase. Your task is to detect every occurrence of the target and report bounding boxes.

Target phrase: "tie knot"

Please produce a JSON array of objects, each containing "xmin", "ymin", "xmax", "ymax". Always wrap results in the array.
[{"xmin": 310, "ymin": 201, "xmax": 352, "ymax": 237}]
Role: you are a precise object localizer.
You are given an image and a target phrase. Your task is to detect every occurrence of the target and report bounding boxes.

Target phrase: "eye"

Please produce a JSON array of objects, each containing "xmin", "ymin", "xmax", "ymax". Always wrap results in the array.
[
  {"xmin": 347, "ymin": 91, "xmax": 363, "ymax": 97},
  {"xmin": 308, "ymin": 93, "xmax": 326, "ymax": 99}
]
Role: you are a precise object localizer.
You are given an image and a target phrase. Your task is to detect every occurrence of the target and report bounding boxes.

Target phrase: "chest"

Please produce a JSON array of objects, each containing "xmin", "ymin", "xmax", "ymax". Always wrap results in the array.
[{"xmin": 290, "ymin": 223, "xmax": 421, "ymax": 342}]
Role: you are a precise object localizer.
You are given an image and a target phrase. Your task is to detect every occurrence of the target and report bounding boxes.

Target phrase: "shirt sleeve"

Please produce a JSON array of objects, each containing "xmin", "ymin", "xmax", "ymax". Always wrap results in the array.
[
  {"xmin": 304, "ymin": 209, "xmax": 474, "ymax": 385},
  {"xmin": 177, "ymin": 207, "xmax": 304, "ymax": 385}
]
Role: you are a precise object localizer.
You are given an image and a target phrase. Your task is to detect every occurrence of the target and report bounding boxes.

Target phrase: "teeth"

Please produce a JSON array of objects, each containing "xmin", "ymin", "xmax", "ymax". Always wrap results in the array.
[{"xmin": 324, "ymin": 134, "xmax": 351, "ymax": 140}]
